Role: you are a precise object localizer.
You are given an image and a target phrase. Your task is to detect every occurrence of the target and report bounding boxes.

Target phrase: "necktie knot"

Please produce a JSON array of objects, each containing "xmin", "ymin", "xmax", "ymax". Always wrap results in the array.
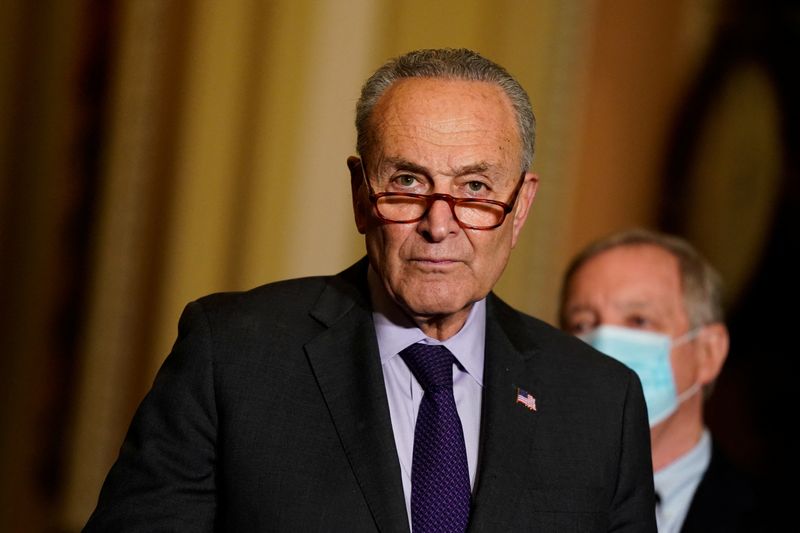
[{"xmin": 399, "ymin": 343, "xmax": 455, "ymax": 391}]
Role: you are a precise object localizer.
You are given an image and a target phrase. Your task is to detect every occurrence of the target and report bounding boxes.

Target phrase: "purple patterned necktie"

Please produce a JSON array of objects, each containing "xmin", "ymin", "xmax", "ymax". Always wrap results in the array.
[{"xmin": 400, "ymin": 343, "xmax": 471, "ymax": 533}]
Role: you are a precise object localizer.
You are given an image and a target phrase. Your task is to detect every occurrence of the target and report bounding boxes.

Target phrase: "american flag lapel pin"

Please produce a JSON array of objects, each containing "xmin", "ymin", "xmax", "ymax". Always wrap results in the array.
[{"xmin": 516, "ymin": 387, "xmax": 537, "ymax": 412}]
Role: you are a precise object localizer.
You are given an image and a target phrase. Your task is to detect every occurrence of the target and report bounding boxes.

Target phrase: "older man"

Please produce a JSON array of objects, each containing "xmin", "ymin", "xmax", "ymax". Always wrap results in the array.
[
  {"xmin": 85, "ymin": 49, "xmax": 655, "ymax": 532},
  {"xmin": 560, "ymin": 228, "xmax": 757, "ymax": 532}
]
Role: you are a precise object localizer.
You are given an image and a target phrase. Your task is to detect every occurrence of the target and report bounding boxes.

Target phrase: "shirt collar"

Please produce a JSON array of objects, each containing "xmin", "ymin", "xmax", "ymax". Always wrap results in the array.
[
  {"xmin": 654, "ymin": 428, "xmax": 712, "ymax": 504},
  {"xmin": 368, "ymin": 265, "xmax": 485, "ymax": 387}
]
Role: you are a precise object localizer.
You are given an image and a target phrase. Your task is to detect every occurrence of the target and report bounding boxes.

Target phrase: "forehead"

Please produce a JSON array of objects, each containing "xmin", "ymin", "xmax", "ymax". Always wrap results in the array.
[
  {"xmin": 568, "ymin": 244, "xmax": 686, "ymax": 315},
  {"xmin": 368, "ymin": 78, "xmax": 520, "ymax": 163}
]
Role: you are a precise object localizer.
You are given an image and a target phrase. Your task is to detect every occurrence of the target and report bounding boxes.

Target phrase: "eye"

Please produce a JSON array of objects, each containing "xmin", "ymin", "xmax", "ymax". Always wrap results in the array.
[
  {"xmin": 570, "ymin": 322, "xmax": 592, "ymax": 335},
  {"xmin": 626, "ymin": 314, "xmax": 652, "ymax": 329},
  {"xmin": 462, "ymin": 180, "xmax": 492, "ymax": 198},
  {"xmin": 386, "ymin": 174, "xmax": 426, "ymax": 193},
  {"xmin": 564, "ymin": 314, "xmax": 596, "ymax": 335},
  {"xmin": 394, "ymin": 174, "xmax": 417, "ymax": 188},
  {"xmin": 395, "ymin": 174, "xmax": 416, "ymax": 187}
]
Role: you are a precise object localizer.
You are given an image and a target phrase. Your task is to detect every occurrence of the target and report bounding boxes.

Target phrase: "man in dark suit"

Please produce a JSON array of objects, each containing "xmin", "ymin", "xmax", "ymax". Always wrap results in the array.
[
  {"xmin": 560, "ymin": 228, "xmax": 758, "ymax": 532},
  {"xmin": 85, "ymin": 48, "xmax": 656, "ymax": 532}
]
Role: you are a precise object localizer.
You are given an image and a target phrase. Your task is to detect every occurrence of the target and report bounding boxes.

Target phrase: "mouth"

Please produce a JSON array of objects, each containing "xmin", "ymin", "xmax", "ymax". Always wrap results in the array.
[{"xmin": 410, "ymin": 258, "xmax": 461, "ymax": 270}]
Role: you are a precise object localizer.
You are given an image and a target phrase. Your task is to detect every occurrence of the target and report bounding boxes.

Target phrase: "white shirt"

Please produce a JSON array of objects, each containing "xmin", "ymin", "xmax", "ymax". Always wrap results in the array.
[
  {"xmin": 654, "ymin": 429, "xmax": 712, "ymax": 533},
  {"xmin": 368, "ymin": 266, "xmax": 485, "ymax": 525}
]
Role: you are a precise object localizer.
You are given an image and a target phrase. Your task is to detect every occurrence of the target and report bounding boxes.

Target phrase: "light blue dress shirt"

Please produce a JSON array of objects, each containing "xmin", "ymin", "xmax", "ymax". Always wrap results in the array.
[
  {"xmin": 654, "ymin": 429, "xmax": 712, "ymax": 533},
  {"xmin": 368, "ymin": 266, "xmax": 486, "ymax": 525}
]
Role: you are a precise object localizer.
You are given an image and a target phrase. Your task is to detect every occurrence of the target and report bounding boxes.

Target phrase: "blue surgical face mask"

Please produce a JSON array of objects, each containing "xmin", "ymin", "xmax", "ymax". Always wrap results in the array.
[{"xmin": 578, "ymin": 325, "xmax": 701, "ymax": 427}]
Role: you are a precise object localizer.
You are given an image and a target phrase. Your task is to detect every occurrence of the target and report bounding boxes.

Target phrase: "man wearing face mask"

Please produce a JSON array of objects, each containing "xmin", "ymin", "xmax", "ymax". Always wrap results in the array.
[{"xmin": 559, "ymin": 228, "xmax": 758, "ymax": 532}]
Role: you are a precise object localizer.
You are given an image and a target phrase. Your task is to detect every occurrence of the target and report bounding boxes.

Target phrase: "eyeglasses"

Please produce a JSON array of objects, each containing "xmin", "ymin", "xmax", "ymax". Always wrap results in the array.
[{"xmin": 363, "ymin": 170, "xmax": 527, "ymax": 230}]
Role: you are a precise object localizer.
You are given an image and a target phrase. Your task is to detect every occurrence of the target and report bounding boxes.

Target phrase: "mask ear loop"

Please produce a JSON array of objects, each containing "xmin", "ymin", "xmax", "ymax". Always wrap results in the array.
[
  {"xmin": 675, "ymin": 381, "xmax": 702, "ymax": 405},
  {"xmin": 670, "ymin": 325, "xmax": 706, "ymax": 406},
  {"xmin": 671, "ymin": 326, "xmax": 703, "ymax": 348}
]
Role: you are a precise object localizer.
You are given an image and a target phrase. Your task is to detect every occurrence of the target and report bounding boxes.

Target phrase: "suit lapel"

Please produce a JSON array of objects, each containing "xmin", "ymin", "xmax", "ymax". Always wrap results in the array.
[
  {"xmin": 469, "ymin": 294, "xmax": 543, "ymax": 531},
  {"xmin": 304, "ymin": 261, "xmax": 410, "ymax": 533}
]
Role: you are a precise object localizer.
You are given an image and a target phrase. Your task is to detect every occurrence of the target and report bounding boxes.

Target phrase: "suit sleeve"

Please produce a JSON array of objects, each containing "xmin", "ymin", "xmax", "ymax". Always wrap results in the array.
[
  {"xmin": 609, "ymin": 369, "xmax": 657, "ymax": 532},
  {"xmin": 83, "ymin": 301, "xmax": 218, "ymax": 532}
]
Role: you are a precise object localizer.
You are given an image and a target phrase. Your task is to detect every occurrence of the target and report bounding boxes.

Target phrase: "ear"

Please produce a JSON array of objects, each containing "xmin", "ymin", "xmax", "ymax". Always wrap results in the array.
[
  {"xmin": 348, "ymin": 156, "xmax": 368, "ymax": 234},
  {"xmin": 695, "ymin": 322, "xmax": 729, "ymax": 385},
  {"xmin": 510, "ymin": 172, "xmax": 539, "ymax": 248}
]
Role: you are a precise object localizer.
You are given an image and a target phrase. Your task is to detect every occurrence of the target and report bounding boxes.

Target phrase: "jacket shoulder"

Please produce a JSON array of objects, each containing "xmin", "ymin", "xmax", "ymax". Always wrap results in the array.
[
  {"xmin": 682, "ymin": 446, "xmax": 760, "ymax": 532},
  {"xmin": 194, "ymin": 275, "xmax": 329, "ymax": 321},
  {"xmin": 487, "ymin": 293, "xmax": 635, "ymax": 383},
  {"xmin": 191, "ymin": 258, "xmax": 369, "ymax": 328}
]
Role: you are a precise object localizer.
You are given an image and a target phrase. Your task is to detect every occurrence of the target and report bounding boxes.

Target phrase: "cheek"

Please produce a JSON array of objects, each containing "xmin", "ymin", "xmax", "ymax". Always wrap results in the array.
[
  {"xmin": 468, "ymin": 231, "xmax": 511, "ymax": 279},
  {"xmin": 479, "ymin": 228, "xmax": 512, "ymax": 259},
  {"xmin": 366, "ymin": 224, "xmax": 409, "ymax": 266},
  {"xmin": 363, "ymin": 226, "xmax": 385, "ymax": 266},
  {"xmin": 669, "ymin": 348, "xmax": 698, "ymax": 386}
]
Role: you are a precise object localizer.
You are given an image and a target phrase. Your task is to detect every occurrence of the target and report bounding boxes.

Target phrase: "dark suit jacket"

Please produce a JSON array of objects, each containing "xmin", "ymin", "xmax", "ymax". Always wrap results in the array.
[
  {"xmin": 680, "ymin": 446, "xmax": 759, "ymax": 533},
  {"xmin": 85, "ymin": 259, "xmax": 656, "ymax": 532}
]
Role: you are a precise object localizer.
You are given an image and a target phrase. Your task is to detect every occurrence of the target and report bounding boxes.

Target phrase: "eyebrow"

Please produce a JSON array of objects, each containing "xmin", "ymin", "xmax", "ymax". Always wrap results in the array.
[
  {"xmin": 618, "ymin": 300, "xmax": 655, "ymax": 311},
  {"xmin": 563, "ymin": 303, "xmax": 596, "ymax": 316},
  {"xmin": 378, "ymin": 157, "xmax": 492, "ymax": 177},
  {"xmin": 564, "ymin": 299, "xmax": 658, "ymax": 317}
]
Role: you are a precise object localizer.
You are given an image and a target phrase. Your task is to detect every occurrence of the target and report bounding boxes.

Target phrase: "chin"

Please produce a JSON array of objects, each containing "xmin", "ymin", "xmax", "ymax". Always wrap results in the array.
[
  {"xmin": 401, "ymin": 292, "xmax": 475, "ymax": 319},
  {"xmin": 408, "ymin": 303, "xmax": 467, "ymax": 319},
  {"xmin": 391, "ymin": 274, "xmax": 484, "ymax": 315}
]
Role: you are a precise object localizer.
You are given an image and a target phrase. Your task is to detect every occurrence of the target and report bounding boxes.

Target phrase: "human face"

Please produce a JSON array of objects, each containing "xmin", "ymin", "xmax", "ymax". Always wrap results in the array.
[
  {"xmin": 561, "ymin": 243, "xmax": 730, "ymax": 468},
  {"xmin": 349, "ymin": 78, "xmax": 537, "ymax": 339},
  {"xmin": 561, "ymin": 244, "xmax": 710, "ymax": 451},
  {"xmin": 561, "ymin": 245, "xmax": 699, "ymax": 394}
]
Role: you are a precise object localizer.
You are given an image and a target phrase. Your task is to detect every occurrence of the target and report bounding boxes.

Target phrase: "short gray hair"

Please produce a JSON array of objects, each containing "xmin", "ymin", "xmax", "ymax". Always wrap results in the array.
[
  {"xmin": 559, "ymin": 228, "xmax": 724, "ymax": 329},
  {"xmin": 355, "ymin": 48, "xmax": 536, "ymax": 172}
]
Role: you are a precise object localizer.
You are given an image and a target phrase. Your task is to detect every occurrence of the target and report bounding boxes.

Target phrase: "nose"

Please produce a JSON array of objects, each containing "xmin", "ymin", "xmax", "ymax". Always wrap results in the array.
[{"xmin": 417, "ymin": 198, "xmax": 460, "ymax": 242}]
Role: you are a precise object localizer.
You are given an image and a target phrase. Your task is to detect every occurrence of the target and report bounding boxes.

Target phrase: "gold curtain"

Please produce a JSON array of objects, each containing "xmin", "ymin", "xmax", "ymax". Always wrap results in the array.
[{"xmin": 0, "ymin": 1, "xmax": 722, "ymax": 530}]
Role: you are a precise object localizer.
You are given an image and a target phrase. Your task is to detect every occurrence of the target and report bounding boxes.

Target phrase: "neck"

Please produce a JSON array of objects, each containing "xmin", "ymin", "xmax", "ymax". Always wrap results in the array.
[
  {"xmin": 413, "ymin": 307, "xmax": 472, "ymax": 341},
  {"xmin": 366, "ymin": 264, "xmax": 475, "ymax": 341},
  {"xmin": 650, "ymin": 399, "xmax": 705, "ymax": 472}
]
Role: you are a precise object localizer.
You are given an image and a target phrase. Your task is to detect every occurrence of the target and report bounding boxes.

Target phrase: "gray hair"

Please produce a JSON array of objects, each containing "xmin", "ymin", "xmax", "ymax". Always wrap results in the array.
[
  {"xmin": 559, "ymin": 228, "xmax": 724, "ymax": 329},
  {"xmin": 355, "ymin": 48, "xmax": 536, "ymax": 172}
]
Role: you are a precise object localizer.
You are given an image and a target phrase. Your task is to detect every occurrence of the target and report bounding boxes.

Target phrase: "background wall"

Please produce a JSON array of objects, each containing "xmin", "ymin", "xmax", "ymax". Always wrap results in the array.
[{"xmin": 1, "ymin": 0, "xmax": 796, "ymax": 531}]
